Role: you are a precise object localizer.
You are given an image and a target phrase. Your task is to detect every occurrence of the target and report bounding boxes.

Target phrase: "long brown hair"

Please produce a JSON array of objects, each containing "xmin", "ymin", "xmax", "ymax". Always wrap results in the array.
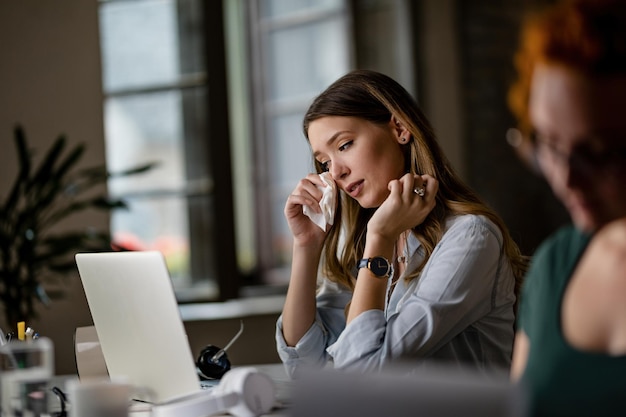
[{"xmin": 304, "ymin": 70, "xmax": 528, "ymax": 298}]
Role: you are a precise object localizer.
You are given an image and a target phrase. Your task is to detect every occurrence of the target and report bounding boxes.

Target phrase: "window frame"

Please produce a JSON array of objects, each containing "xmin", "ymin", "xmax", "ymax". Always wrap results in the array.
[
  {"xmin": 246, "ymin": 0, "xmax": 354, "ymax": 287},
  {"xmin": 98, "ymin": 0, "xmax": 239, "ymax": 302}
]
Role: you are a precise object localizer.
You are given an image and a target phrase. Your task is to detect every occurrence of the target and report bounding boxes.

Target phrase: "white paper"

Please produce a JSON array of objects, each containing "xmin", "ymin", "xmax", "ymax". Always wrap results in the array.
[{"xmin": 303, "ymin": 172, "xmax": 337, "ymax": 231}]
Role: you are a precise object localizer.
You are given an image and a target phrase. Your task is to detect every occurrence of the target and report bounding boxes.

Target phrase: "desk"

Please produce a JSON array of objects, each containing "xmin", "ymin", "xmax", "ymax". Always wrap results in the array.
[
  {"xmin": 253, "ymin": 363, "xmax": 292, "ymax": 411},
  {"xmin": 50, "ymin": 364, "xmax": 290, "ymax": 417}
]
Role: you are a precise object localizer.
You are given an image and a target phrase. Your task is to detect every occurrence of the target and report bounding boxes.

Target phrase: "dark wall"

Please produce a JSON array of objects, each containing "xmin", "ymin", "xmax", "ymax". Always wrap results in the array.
[{"xmin": 456, "ymin": 0, "xmax": 569, "ymax": 256}]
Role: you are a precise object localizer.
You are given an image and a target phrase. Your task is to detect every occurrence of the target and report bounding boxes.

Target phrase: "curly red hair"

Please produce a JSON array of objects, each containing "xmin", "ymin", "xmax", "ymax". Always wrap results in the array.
[{"xmin": 508, "ymin": 0, "xmax": 626, "ymax": 135}]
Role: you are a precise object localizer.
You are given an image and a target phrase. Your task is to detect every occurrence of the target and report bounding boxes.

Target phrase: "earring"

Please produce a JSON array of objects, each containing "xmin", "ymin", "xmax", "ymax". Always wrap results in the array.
[{"xmin": 401, "ymin": 137, "xmax": 407, "ymax": 143}]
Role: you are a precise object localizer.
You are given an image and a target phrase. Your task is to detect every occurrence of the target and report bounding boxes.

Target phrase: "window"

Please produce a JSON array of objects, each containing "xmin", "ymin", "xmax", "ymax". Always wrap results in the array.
[
  {"xmin": 247, "ymin": 0, "xmax": 352, "ymax": 287},
  {"xmin": 99, "ymin": 0, "xmax": 237, "ymax": 301},
  {"xmin": 98, "ymin": 0, "xmax": 352, "ymax": 300}
]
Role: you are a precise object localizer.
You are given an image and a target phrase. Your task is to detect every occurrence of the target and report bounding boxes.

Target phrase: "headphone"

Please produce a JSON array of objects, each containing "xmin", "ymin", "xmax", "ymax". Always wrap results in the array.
[{"xmin": 151, "ymin": 367, "xmax": 276, "ymax": 417}]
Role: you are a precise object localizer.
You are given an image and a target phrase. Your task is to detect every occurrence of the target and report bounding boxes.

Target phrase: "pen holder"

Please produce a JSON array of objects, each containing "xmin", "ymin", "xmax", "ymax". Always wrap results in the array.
[{"xmin": 0, "ymin": 337, "xmax": 54, "ymax": 417}]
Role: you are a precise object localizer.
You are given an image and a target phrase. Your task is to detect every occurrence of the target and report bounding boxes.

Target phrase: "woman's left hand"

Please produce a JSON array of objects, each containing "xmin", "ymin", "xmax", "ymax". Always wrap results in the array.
[{"xmin": 367, "ymin": 173, "xmax": 438, "ymax": 241}]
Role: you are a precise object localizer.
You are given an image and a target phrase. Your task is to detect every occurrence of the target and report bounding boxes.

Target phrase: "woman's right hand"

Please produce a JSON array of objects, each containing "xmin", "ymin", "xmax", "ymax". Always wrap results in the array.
[{"xmin": 284, "ymin": 173, "xmax": 331, "ymax": 247}]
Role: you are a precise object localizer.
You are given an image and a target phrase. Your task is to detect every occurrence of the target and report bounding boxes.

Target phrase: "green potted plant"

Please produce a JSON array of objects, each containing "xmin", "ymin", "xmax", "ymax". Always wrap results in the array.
[{"xmin": 0, "ymin": 125, "xmax": 155, "ymax": 327}]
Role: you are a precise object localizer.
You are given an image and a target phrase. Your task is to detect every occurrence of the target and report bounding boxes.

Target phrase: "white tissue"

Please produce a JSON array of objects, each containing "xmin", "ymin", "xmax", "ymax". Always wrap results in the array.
[{"xmin": 303, "ymin": 172, "xmax": 337, "ymax": 231}]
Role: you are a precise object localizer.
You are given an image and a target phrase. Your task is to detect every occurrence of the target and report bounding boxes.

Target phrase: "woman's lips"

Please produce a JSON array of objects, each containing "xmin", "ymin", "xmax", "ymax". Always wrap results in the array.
[{"xmin": 346, "ymin": 180, "xmax": 364, "ymax": 198}]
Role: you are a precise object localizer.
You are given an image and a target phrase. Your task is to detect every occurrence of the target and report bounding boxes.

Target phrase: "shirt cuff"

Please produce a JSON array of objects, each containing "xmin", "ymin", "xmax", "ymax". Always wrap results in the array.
[{"xmin": 275, "ymin": 313, "xmax": 330, "ymax": 377}]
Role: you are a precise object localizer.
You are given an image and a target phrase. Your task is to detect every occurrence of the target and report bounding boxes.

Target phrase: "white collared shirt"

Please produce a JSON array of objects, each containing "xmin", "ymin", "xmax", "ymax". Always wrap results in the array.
[{"xmin": 275, "ymin": 214, "xmax": 516, "ymax": 377}]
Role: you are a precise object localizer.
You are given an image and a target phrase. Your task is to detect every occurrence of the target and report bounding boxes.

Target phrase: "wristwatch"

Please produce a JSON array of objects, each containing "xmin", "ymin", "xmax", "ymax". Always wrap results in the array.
[{"xmin": 357, "ymin": 256, "xmax": 393, "ymax": 278}]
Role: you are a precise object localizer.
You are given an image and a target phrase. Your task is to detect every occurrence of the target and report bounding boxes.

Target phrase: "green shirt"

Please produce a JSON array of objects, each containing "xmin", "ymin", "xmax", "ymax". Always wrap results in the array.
[{"xmin": 519, "ymin": 226, "xmax": 626, "ymax": 417}]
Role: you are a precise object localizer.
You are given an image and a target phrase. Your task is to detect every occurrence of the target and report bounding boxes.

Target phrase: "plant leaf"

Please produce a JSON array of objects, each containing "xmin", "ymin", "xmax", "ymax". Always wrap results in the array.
[
  {"xmin": 1, "ymin": 125, "xmax": 155, "ymax": 324},
  {"xmin": 3, "ymin": 125, "xmax": 32, "ymax": 213},
  {"xmin": 53, "ymin": 143, "xmax": 85, "ymax": 184},
  {"xmin": 68, "ymin": 161, "xmax": 159, "ymax": 194},
  {"xmin": 27, "ymin": 134, "xmax": 67, "ymax": 193},
  {"xmin": 41, "ymin": 196, "xmax": 128, "ymax": 231},
  {"xmin": 36, "ymin": 285, "xmax": 51, "ymax": 306},
  {"xmin": 109, "ymin": 162, "xmax": 159, "ymax": 177},
  {"xmin": 36, "ymin": 233, "xmax": 104, "ymax": 261},
  {"xmin": 27, "ymin": 142, "xmax": 86, "ymax": 212}
]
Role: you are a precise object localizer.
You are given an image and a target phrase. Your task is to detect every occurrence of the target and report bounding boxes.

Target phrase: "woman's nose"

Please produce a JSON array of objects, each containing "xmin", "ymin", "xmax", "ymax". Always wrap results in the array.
[{"xmin": 330, "ymin": 160, "xmax": 348, "ymax": 180}]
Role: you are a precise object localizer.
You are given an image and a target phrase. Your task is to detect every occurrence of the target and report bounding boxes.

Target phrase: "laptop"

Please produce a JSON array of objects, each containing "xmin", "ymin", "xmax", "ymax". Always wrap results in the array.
[{"xmin": 75, "ymin": 251, "xmax": 217, "ymax": 405}]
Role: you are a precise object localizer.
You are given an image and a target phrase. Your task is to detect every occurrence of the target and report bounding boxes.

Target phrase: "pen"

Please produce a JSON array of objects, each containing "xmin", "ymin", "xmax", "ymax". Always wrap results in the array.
[
  {"xmin": 17, "ymin": 321, "xmax": 26, "ymax": 341},
  {"xmin": 0, "ymin": 329, "xmax": 19, "ymax": 369}
]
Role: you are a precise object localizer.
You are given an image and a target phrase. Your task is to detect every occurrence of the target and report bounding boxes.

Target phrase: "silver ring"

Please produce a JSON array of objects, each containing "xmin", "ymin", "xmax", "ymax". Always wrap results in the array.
[{"xmin": 413, "ymin": 187, "xmax": 425, "ymax": 197}]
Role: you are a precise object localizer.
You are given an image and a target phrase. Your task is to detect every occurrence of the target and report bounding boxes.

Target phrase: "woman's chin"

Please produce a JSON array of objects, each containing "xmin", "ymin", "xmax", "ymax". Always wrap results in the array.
[{"xmin": 357, "ymin": 197, "xmax": 384, "ymax": 209}]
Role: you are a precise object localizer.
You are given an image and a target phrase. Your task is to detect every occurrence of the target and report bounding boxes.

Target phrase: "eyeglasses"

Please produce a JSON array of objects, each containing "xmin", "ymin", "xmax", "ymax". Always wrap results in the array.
[{"xmin": 506, "ymin": 127, "xmax": 626, "ymax": 176}]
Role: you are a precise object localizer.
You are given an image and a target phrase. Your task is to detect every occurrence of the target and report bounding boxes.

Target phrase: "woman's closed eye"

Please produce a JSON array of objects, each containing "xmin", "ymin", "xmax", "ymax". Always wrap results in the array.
[{"xmin": 318, "ymin": 141, "xmax": 353, "ymax": 172}]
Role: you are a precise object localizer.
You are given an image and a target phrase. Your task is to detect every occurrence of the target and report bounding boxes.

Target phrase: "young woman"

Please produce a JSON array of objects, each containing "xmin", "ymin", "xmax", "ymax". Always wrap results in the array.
[
  {"xmin": 507, "ymin": 0, "xmax": 626, "ymax": 415},
  {"xmin": 275, "ymin": 70, "xmax": 527, "ymax": 377}
]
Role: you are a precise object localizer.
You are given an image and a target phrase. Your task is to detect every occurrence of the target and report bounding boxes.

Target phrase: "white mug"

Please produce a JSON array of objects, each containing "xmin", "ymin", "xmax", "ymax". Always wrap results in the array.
[{"xmin": 66, "ymin": 378, "xmax": 130, "ymax": 417}]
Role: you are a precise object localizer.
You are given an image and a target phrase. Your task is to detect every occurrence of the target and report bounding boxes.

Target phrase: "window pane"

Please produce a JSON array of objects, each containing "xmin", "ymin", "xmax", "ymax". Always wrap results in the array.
[
  {"xmin": 104, "ymin": 91, "xmax": 186, "ymax": 193},
  {"xmin": 110, "ymin": 196, "xmax": 191, "ymax": 285},
  {"xmin": 251, "ymin": 0, "xmax": 352, "ymax": 283},
  {"xmin": 268, "ymin": 112, "xmax": 314, "ymax": 265},
  {"xmin": 260, "ymin": 0, "xmax": 343, "ymax": 18},
  {"xmin": 100, "ymin": 0, "xmax": 204, "ymax": 92},
  {"xmin": 99, "ymin": 0, "xmax": 230, "ymax": 299},
  {"xmin": 269, "ymin": 113, "xmax": 313, "ymax": 189},
  {"xmin": 103, "ymin": 88, "xmax": 215, "ymax": 291},
  {"xmin": 104, "ymin": 90, "xmax": 191, "ymax": 285},
  {"xmin": 267, "ymin": 18, "xmax": 350, "ymax": 101}
]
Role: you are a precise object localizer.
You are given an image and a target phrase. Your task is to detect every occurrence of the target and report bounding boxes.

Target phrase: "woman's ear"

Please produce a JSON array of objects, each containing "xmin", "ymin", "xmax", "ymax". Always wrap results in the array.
[{"xmin": 390, "ymin": 116, "xmax": 410, "ymax": 144}]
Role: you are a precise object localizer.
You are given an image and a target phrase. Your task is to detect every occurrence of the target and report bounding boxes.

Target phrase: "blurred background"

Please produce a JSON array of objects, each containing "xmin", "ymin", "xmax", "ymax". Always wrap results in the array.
[{"xmin": 0, "ymin": 0, "xmax": 566, "ymax": 374}]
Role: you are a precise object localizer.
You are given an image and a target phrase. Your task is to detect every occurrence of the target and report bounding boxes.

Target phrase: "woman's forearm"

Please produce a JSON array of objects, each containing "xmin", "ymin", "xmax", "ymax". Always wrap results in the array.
[{"xmin": 281, "ymin": 243, "xmax": 323, "ymax": 346}]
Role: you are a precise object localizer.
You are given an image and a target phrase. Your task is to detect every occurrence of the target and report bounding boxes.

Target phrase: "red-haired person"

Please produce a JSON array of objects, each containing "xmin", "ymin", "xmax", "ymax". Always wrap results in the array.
[{"xmin": 508, "ymin": 1, "xmax": 626, "ymax": 415}]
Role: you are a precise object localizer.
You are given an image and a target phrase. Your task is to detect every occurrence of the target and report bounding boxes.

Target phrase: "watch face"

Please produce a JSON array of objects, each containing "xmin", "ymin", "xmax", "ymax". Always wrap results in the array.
[{"xmin": 370, "ymin": 256, "xmax": 390, "ymax": 277}]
